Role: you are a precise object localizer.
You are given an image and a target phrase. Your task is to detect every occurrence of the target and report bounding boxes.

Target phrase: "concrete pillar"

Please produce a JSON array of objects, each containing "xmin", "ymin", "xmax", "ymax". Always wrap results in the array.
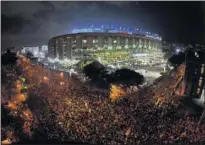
[
  {"xmin": 135, "ymin": 38, "xmax": 139, "ymax": 49},
  {"xmin": 108, "ymin": 37, "xmax": 113, "ymax": 50},
  {"xmin": 121, "ymin": 37, "xmax": 125, "ymax": 49},
  {"xmin": 125, "ymin": 38, "xmax": 129, "ymax": 49},
  {"xmin": 112, "ymin": 37, "xmax": 117, "ymax": 50},
  {"xmin": 149, "ymin": 40, "xmax": 151, "ymax": 50},
  {"xmin": 76, "ymin": 36, "xmax": 82, "ymax": 49},
  {"xmin": 117, "ymin": 37, "xmax": 121, "ymax": 49},
  {"xmin": 133, "ymin": 38, "xmax": 136, "ymax": 49},
  {"xmin": 146, "ymin": 39, "xmax": 149, "ymax": 49},
  {"xmin": 98, "ymin": 37, "xmax": 104, "ymax": 48},
  {"xmin": 143, "ymin": 39, "xmax": 146, "ymax": 49},
  {"xmin": 141, "ymin": 39, "xmax": 145, "ymax": 52},
  {"xmin": 48, "ymin": 40, "xmax": 56, "ymax": 59},
  {"xmin": 66, "ymin": 37, "xmax": 72, "ymax": 59},
  {"xmin": 154, "ymin": 42, "xmax": 157, "ymax": 50},
  {"xmin": 87, "ymin": 37, "xmax": 93, "ymax": 48},
  {"xmin": 59, "ymin": 39, "xmax": 64, "ymax": 60},
  {"xmin": 56, "ymin": 39, "xmax": 60, "ymax": 59},
  {"xmin": 103, "ymin": 37, "xmax": 108, "ymax": 49}
]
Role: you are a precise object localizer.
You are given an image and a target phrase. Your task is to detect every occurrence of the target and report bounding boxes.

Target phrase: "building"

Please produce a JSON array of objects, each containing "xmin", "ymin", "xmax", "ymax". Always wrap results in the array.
[
  {"xmin": 21, "ymin": 46, "xmax": 39, "ymax": 57},
  {"xmin": 184, "ymin": 50, "xmax": 205, "ymax": 101},
  {"xmin": 21, "ymin": 45, "xmax": 48, "ymax": 58},
  {"xmin": 48, "ymin": 29, "xmax": 162, "ymax": 61}
]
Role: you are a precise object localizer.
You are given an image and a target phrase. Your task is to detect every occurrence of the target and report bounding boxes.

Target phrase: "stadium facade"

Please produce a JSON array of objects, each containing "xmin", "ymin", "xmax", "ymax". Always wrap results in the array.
[{"xmin": 48, "ymin": 28, "xmax": 162, "ymax": 60}]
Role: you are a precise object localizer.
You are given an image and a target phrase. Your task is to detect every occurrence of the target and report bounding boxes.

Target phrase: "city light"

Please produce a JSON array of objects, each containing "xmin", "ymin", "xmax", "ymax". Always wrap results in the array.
[
  {"xmin": 60, "ymin": 82, "xmax": 64, "ymax": 85},
  {"xmin": 82, "ymin": 40, "xmax": 87, "ymax": 43},
  {"xmin": 2, "ymin": 139, "xmax": 11, "ymax": 144},
  {"xmin": 60, "ymin": 72, "xmax": 64, "ymax": 77},
  {"xmin": 195, "ymin": 52, "xmax": 199, "ymax": 58},
  {"xmin": 175, "ymin": 48, "xmax": 181, "ymax": 54}
]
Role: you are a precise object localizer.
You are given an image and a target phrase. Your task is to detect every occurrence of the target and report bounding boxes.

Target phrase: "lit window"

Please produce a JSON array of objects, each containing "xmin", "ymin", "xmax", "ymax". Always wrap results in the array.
[
  {"xmin": 197, "ymin": 88, "xmax": 201, "ymax": 94},
  {"xmin": 82, "ymin": 40, "xmax": 87, "ymax": 43},
  {"xmin": 198, "ymin": 79, "xmax": 202, "ymax": 87},
  {"xmin": 93, "ymin": 40, "xmax": 98, "ymax": 43},
  {"xmin": 195, "ymin": 52, "xmax": 199, "ymax": 58},
  {"xmin": 108, "ymin": 46, "xmax": 112, "ymax": 50},
  {"xmin": 201, "ymin": 67, "xmax": 204, "ymax": 74},
  {"xmin": 113, "ymin": 40, "xmax": 117, "ymax": 43}
]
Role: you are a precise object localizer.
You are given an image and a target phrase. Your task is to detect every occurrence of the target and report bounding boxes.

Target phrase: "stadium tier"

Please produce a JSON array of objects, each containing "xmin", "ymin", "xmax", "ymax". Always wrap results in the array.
[{"xmin": 48, "ymin": 31, "xmax": 162, "ymax": 60}]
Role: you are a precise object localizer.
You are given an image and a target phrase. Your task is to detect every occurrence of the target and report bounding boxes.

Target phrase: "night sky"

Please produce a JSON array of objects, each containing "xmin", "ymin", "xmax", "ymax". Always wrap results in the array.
[{"xmin": 1, "ymin": 1, "xmax": 205, "ymax": 49}]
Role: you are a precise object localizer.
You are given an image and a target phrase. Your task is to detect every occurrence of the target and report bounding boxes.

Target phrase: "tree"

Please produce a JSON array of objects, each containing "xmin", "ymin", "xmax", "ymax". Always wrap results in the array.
[
  {"xmin": 168, "ymin": 52, "xmax": 185, "ymax": 68},
  {"xmin": 76, "ymin": 59, "xmax": 96, "ymax": 70},
  {"xmin": 83, "ymin": 60, "xmax": 106, "ymax": 80},
  {"xmin": 100, "ymin": 69, "xmax": 113, "ymax": 82},
  {"xmin": 111, "ymin": 68, "xmax": 145, "ymax": 86},
  {"xmin": 1, "ymin": 49, "xmax": 18, "ymax": 66}
]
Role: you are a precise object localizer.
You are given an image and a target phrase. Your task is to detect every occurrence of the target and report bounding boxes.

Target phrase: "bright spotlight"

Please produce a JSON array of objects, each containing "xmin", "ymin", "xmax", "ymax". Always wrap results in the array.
[{"xmin": 175, "ymin": 48, "xmax": 181, "ymax": 54}]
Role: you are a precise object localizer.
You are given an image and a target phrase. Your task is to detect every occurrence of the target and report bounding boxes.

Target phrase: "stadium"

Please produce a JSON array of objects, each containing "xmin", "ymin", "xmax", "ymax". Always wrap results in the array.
[{"xmin": 48, "ymin": 28, "xmax": 164, "ymax": 68}]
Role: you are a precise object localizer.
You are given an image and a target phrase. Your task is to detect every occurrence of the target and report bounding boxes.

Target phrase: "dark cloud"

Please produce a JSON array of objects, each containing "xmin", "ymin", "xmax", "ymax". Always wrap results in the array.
[
  {"xmin": 1, "ymin": 1, "xmax": 79, "ymax": 48},
  {"xmin": 1, "ymin": 1, "xmax": 205, "ymax": 49},
  {"xmin": 2, "ymin": 14, "xmax": 31, "ymax": 34},
  {"xmin": 1, "ymin": 1, "xmax": 143, "ymax": 49}
]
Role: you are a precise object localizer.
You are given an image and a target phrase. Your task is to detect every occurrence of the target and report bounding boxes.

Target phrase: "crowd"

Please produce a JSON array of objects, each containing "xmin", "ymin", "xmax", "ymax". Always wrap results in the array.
[{"xmin": 1, "ymin": 56, "xmax": 205, "ymax": 144}]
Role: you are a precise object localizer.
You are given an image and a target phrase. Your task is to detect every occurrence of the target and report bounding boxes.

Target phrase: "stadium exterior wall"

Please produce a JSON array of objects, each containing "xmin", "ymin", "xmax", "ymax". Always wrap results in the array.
[{"xmin": 48, "ymin": 32, "xmax": 162, "ymax": 60}]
